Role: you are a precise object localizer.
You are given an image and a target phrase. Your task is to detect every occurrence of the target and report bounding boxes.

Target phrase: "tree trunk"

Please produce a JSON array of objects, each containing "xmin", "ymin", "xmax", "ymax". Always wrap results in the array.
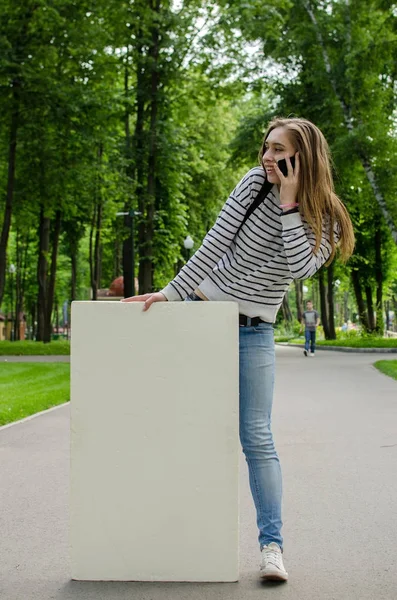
[
  {"xmin": 294, "ymin": 280, "xmax": 304, "ymax": 322},
  {"xmin": 68, "ymin": 238, "xmax": 77, "ymax": 335},
  {"xmin": 311, "ymin": 277, "xmax": 319, "ymax": 313},
  {"xmin": 20, "ymin": 232, "xmax": 30, "ymax": 339},
  {"xmin": 135, "ymin": 32, "xmax": 146, "ymax": 295},
  {"xmin": 351, "ymin": 270, "xmax": 369, "ymax": 331},
  {"xmin": 303, "ymin": 1, "xmax": 397, "ymax": 244},
  {"xmin": 93, "ymin": 202, "xmax": 103, "ymax": 299},
  {"xmin": 55, "ymin": 301, "xmax": 59, "ymax": 334},
  {"xmin": 282, "ymin": 293, "xmax": 293, "ymax": 323},
  {"xmin": 71, "ymin": 251, "xmax": 77, "ymax": 302},
  {"xmin": 62, "ymin": 220, "xmax": 81, "ymax": 306},
  {"xmin": 122, "ymin": 214, "xmax": 134, "ymax": 297},
  {"xmin": 36, "ymin": 207, "xmax": 50, "ymax": 342},
  {"xmin": 14, "ymin": 283, "xmax": 21, "ymax": 341},
  {"xmin": 362, "ymin": 158, "xmax": 397, "ymax": 244},
  {"xmin": 44, "ymin": 209, "xmax": 61, "ymax": 342},
  {"xmin": 343, "ymin": 291, "xmax": 349, "ymax": 323},
  {"xmin": 385, "ymin": 301, "xmax": 390, "ymax": 331},
  {"xmin": 392, "ymin": 296, "xmax": 397, "ymax": 331},
  {"xmin": 90, "ymin": 145, "xmax": 103, "ymax": 302},
  {"xmin": 0, "ymin": 84, "xmax": 19, "ymax": 306},
  {"xmin": 365, "ymin": 286, "xmax": 375, "ymax": 332},
  {"xmin": 139, "ymin": 3, "xmax": 160, "ymax": 294},
  {"xmin": 14, "ymin": 230, "xmax": 24, "ymax": 341},
  {"xmin": 30, "ymin": 303, "xmax": 36, "ymax": 341},
  {"xmin": 122, "ymin": 61, "xmax": 134, "ymax": 298},
  {"xmin": 114, "ymin": 235, "xmax": 121, "ymax": 281},
  {"xmin": 319, "ymin": 268, "xmax": 330, "ymax": 339},
  {"xmin": 374, "ymin": 222, "xmax": 383, "ymax": 334},
  {"xmin": 327, "ymin": 261, "xmax": 336, "ymax": 339},
  {"xmin": 89, "ymin": 203, "xmax": 97, "ymax": 300}
]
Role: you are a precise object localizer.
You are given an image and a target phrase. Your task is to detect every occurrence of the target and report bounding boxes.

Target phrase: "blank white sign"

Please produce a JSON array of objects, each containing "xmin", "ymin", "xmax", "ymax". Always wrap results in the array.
[{"xmin": 70, "ymin": 301, "xmax": 239, "ymax": 582}]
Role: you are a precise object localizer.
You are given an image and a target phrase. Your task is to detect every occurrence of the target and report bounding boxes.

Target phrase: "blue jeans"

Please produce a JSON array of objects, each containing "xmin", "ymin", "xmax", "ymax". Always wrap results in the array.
[
  {"xmin": 305, "ymin": 329, "xmax": 316, "ymax": 353},
  {"xmin": 185, "ymin": 294, "xmax": 283, "ymax": 549}
]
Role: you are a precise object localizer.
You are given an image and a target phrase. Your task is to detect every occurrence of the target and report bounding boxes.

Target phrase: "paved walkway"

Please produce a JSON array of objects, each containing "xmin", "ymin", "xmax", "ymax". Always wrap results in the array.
[
  {"xmin": 0, "ymin": 355, "xmax": 70, "ymax": 362},
  {"xmin": 1, "ymin": 346, "xmax": 396, "ymax": 600}
]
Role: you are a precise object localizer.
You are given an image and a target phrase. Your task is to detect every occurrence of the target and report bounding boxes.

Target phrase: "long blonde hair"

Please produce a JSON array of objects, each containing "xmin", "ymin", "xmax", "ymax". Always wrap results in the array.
[{"xmin": 259, "ymin": 117, "xmax": 355, "ymax": 263}]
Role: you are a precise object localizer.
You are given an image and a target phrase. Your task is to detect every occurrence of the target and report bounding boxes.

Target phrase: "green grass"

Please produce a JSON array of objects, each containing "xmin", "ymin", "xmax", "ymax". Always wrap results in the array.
[
  {"xmin": 0, "ymin": 341, "xmax": 70, "ymax": 355},
  {"xmin": 374, "ymin": 360, "xmax": 397, "ymax": 381},
  {"xmin": 286, "ymin": 337, "xmax": 397, "ymax": 348},
  {"xmin": 0, "ymin": 363, "xmax": 70, "ymax": 426}
]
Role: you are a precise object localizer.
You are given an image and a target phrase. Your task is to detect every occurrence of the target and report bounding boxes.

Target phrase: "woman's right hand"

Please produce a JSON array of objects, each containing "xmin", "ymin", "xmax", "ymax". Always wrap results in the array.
[{"xmin": 121, "ymin": 292, "xmax": 168, "ymax": 311}]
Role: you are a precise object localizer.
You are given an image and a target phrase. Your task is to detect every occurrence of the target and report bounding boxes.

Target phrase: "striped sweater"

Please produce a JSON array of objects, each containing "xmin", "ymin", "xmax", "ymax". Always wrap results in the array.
[{"xmin": 161, "ymin": 166, "xmax": 339, "ymax": 323}]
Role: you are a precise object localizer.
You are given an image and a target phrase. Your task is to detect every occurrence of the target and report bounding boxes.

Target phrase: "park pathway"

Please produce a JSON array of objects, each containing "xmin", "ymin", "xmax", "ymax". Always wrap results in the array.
[
  {"xmin": 0, "ymin": 355, "xmax": 70, "ymax": 362},
  {"xmin": 0, "ymin": 346, "xmax": 396, "ymax": 600}
]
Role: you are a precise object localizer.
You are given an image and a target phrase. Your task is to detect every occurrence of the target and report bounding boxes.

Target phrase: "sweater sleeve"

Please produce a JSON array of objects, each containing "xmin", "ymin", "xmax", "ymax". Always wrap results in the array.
[
  {"xmin": 280, "ymin": 211, "xmax": 340, "ymax": 280},
  {"xmin": 161, "ymin": 168, "xmax": 263, "ymax": 301}
]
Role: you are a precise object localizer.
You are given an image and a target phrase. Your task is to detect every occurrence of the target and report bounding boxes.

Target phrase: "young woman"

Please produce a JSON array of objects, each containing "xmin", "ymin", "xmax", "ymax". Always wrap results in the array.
[{"xmin": 122, "ymin": 117, "xmax": 355, "ymax": 582}]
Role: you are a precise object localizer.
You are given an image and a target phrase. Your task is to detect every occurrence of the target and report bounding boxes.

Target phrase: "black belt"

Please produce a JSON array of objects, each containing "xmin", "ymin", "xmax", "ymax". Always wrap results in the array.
[
  {"xmin": 239, "ymin": 315, "xmax": 269, "ymax": 327},
  {"xmin": 188, "ymin": 293, "xmax": 268, "ymax": 327}
]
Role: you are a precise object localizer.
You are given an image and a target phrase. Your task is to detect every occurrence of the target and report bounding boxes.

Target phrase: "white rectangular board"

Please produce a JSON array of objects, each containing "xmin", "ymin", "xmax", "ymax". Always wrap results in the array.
[{"xmin": 70, "ymin": 301, "xmax": 239, "ymax": 582}]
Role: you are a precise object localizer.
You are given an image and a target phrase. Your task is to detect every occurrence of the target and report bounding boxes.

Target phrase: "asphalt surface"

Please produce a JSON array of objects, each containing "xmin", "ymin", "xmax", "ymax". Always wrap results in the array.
[{"xmin": 1, "ymin": 346, "xmax": 397, "ymax": 600}]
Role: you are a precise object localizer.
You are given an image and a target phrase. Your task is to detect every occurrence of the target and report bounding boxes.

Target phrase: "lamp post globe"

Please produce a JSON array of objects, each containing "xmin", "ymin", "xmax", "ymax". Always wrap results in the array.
[{"xmin": 183, "ymin": 235, "xmax": 194, "ymax": 261}]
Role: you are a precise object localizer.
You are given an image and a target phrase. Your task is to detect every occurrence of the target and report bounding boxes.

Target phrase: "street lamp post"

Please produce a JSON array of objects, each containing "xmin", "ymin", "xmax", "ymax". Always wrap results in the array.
[
  {"xmin": 116, "ymin": 209, "xmax": 140, "ymax": 296},
  {"xmin": 183, "ymin": 235, "xmax": 194, "ymax": 263}
]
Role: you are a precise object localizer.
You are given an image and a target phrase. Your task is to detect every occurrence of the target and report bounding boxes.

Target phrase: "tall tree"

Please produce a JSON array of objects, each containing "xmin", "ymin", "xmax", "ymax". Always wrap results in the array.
[{"xmin": 0, "ymin": 3, "xmax": 41, "ymax": 305}]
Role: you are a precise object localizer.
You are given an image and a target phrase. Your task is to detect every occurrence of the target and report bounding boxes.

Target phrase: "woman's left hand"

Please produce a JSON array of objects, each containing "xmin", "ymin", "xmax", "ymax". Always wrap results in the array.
[{"xmin": 273, "ymin": 152, "xmax": 300, "ymax": 207}]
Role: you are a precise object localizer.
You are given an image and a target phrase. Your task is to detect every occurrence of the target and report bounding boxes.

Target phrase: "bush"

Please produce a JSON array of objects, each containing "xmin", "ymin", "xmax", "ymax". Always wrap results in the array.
[
  {"xmin": 286, "ymin": 336, "xmax": 397, "ymax": 348},
  {"xmin": 274, "ymin": 319, "xmax": 302, "ymax": 339},
  {"xmin": 274, "ymin": 324, "xmax": 292, "ymax": 337},
  {"xmin": 0, "ymin": 341, "xmax": 70, "ymax": 355},
  {"xmin": 292, "ymin": 319, "xmax": 302, "ymax": 336},
  {"xmin": 317, "ymin": 337, "xmax": 397, "ymax": 348},
  {"xmin": 316, "ymin": 325, "xmax": 325, "ymax": 340},
  {"xmin": 274, "ymin": 335, "xmax": 295, "ymax": 342},
  {"xmin": 337, "ymin": 329, "xmax": 360, "ymax": 339}
]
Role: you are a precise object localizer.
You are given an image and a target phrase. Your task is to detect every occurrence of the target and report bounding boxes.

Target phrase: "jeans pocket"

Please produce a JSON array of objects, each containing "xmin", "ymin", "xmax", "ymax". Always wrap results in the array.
[{"xmin": 252, "ymin": 323, "xmax": 273, "ymax": 333}]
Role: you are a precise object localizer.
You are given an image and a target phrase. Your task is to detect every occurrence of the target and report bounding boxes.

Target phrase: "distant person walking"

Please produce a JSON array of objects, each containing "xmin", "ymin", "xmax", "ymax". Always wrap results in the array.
[{"xmin": 302, "ymin": 300, "xmax": 320, "ymax": 356}]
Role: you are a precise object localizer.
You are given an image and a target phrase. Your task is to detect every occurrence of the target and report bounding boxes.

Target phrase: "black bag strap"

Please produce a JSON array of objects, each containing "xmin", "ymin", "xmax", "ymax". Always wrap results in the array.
[{"xmin": 236, "ymin": 179, "xmax": 273, "ymax": 236}]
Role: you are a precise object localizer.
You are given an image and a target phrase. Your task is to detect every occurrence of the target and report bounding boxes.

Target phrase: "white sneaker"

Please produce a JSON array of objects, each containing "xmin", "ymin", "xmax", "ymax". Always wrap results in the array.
[
  {"xmin": 303, "ymin": 350, "xmax": 308, "ymax": 356},
  {"xmin": 310, "ymin": 352, "xmax": 315, "ymax": 357},
  {"xmin": 260, "ymin": 542, "xmax": 288, "ymax": 582}
]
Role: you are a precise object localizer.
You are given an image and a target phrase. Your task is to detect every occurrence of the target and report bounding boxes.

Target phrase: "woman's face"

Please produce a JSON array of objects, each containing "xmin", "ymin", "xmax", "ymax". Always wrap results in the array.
[{"xmin": 262, "ymin": 126, "xmax": 296, "ymax": 184}]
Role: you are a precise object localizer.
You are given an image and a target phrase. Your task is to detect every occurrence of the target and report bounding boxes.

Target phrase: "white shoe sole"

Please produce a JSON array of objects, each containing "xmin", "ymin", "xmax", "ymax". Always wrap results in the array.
[{"xmin": 260, "ymin": 568, "xmax": 288, "ymax": 582}]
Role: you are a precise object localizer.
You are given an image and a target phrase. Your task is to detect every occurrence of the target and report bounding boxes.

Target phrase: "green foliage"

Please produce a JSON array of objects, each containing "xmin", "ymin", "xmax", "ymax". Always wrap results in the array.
[
  {"xmin": 274, "ymin": 335, "xmax": 295, "ymax": 342},
  {"xmin": 337, "ymin": 328, "xmax": 360, "ymax": 339},
  {"xmin": 291, "ymin": 319, "xmax": 302, "ymax": 336},
  {"xmin": 316, "ymin": 337, "xmax": 397, "ymax": 348},
  {"xmin": 0, "ymin": 0, "xmax": 396, "ymax": 340},
  {"xmin": 290, "ymin": 336, "xmax": 397, "ymax": 348},
  {"xmin": 224, "ymin": 0, "xmax": 397, "ymax": 333},
  {"xmin": 1, "ymin": 0, "xmax": 246, "ymax": 322},
  {"xmin": 0, "ymin": 341, "xmax": 70, "ymax": 355}
]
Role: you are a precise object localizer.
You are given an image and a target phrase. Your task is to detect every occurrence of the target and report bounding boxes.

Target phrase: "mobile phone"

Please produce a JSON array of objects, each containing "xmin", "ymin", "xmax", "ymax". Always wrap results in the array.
[{"xmin": 277, "ymin": 156, "xmax": 295, "ymax": 177}]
